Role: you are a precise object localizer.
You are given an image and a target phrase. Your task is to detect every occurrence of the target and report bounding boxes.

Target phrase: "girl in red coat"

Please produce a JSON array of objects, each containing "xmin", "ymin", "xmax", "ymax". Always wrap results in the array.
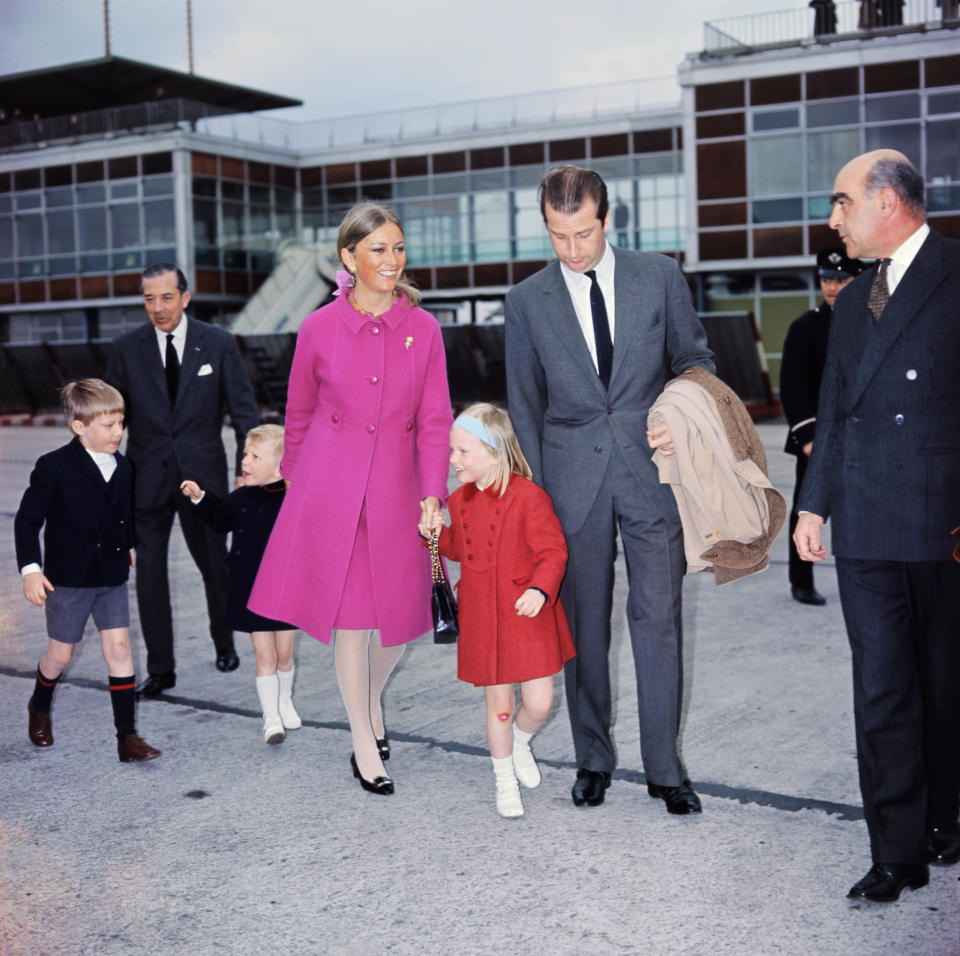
[{"xmin": 419, "ymin": 403, "xmax": 574, "ymax": 818}]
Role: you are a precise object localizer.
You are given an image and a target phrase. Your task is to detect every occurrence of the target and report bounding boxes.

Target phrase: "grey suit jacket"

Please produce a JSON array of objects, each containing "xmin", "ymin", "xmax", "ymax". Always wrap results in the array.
[
  {"xmin": 799, "ymin": 229, "xmax": 960, "ymax": 561},
  {"xmin": 505, "ymin": 246, "xmax": 715, "ymax": 534},
  {"xmin": 105, "ymin": 316, "xmax": 260, "ymax": 508}
]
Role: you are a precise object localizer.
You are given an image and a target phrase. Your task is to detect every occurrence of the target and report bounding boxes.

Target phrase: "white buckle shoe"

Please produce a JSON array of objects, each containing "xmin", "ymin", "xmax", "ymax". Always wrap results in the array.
[
  {"xmin": 278, "ymin": 697, "xmax": 302, "ymax": 730},
  {"xmin": 513, "ymin": 742, "xmax": 541, "ymax": 789},
  {"xmin": 263, "ymin": 715, "xmax": 285, "ymax": 744},
  {"xmin": 495, "ymin": 775, "xmax": 524, "ymax": 818}
]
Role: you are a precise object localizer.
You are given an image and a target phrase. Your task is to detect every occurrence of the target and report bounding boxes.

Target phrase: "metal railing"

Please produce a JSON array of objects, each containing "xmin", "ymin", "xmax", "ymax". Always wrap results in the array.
[
  {"xmin": 0, "ymin": 98, "xmax": 236, "ymax": 151},
  {"xmin": 704, "ymin": 0, "xmax": 957, "ymax": 53},
  {"xmin": 194, "ymin": 76, "xmax": 681, "ymax": 153}
]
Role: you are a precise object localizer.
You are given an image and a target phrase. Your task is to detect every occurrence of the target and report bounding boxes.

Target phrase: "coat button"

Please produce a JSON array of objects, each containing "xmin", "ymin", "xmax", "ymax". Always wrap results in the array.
[
  {"xmin": 594, "ymin": 445, "xmax": 602, "ymax": 453},
  {"xmin": 331, "ymin": 413, "xmax": 340, "ymax": 423},
  {"xmin": 467, "ymin": 554, "xmax": 474, "ymax": 561},
  {"xmin": 894, "ymin": 414, "xmax": 904, "ymax": 425},
  {"xmin": 367, "ymin": 424, "xmax": 376, "ymax": 433},
  {"xmin": 371, "ymin": 326, "xmax": 381, "ymax": 335},
  {"xmin": 466, "ymin": 538, "xmax": 472, "ymax": 544},
  {"xmin": 369, "ymin": 375, "xmax": 379, "ymax": 384},
  {"xmin": 905, "ymin": 369, "xmax": 917, "ymax": 381},
  {"xmin": 405, "ymin": 422, "xmax": 413, "ymax": 431}
]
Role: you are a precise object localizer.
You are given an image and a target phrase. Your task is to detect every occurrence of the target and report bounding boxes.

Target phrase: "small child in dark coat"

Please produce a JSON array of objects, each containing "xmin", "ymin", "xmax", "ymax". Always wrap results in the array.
[
  {"xmin": 14, "ymin": 379, "xmax": 160, "ymax": 762},
  {"xmin": 181, "ymin": 424, "xmax": 299, "ymax": 744}
]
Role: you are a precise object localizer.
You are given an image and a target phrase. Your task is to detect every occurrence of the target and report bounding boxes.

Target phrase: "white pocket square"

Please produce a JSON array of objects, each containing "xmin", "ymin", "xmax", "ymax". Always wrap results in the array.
[{"xmin": 197, "ymin": 364, "xmax": 213, "ymax": 376}]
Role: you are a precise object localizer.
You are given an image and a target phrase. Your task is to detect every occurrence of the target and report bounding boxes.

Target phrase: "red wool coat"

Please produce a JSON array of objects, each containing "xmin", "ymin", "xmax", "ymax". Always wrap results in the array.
[{"xmin": 438, "ymin": 475, "xmax": 575, "ymax": 686}]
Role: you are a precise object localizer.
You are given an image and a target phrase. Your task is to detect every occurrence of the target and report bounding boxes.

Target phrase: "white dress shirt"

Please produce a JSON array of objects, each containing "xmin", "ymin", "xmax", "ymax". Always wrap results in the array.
[
  {"xmin": 885, "ymin": 222, "xmax": 929, "ymax": 295},
  {"xmin": 155, "ymin": 315, "xmax": 188, "ymax": 366},
  {"xmin": 559, "ymin": 242, "xmax": 616, "ymax": 372}
]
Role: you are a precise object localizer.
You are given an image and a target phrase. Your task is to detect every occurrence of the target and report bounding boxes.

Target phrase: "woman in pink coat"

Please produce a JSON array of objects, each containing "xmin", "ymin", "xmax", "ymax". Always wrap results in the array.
[{"xmin": 249, "ymin": 203, "xmax": 452, "ymax": 795}]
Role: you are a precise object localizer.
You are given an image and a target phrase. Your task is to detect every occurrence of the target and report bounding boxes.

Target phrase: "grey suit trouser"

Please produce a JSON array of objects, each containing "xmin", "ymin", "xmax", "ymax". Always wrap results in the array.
[{"xmin": 560, "ymin": 442, "xmax": 687, "ymax": 785}]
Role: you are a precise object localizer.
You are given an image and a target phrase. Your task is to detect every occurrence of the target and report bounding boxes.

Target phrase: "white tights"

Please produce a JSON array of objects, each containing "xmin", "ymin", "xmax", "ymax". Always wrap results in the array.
[{"xmin": 334, "ymin": 629, "xmax": 404, "ymax": 781}]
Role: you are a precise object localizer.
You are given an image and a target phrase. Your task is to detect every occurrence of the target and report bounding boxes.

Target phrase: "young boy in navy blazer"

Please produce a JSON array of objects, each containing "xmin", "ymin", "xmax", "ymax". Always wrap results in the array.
[{"xmin": 14, "ymin": 379, "xmax": 161, "ymax": 762}]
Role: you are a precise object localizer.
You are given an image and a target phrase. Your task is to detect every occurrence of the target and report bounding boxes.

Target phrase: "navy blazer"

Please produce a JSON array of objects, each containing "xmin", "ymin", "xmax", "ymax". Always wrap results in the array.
[
  {"xmin": 104, "ymin": 316, "xmax": 260, "ymax": 507},
  {"xmin": 14, "ymin": 437, "xmax": 134, "ymax": 587},
  {"xmin": 780, "ymin": 302, "xmax": 832, "ymax": 456},
  {"xmin": 505, "ymin": 246, "xmax": 714, "ymax": 534},
  {"xmin": 799, "ymin": 229, "xmax": 960, "ymax": 561}
]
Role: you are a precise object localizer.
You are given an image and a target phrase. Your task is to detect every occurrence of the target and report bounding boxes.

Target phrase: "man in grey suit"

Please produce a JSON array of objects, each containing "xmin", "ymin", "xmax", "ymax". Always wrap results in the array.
[
  {"xmin": 795, "ymin": 149, "xmax": 960, "ymax": 902},
  {"xmin": 505, "ymin": 166, "xmax": 714, "ymax": 812},
  {"xmin": 105, "ymin": 263, "xmax": 259, "ymax": 697}
]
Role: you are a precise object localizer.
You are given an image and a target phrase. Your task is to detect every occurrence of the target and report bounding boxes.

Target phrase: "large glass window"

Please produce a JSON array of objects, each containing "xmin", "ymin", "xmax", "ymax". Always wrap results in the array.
[
  {"xmin": 748, "ymin": 135, "xmax": 802, "ymax": 197},
  {"xmin": 806, "ymin": 99, "xmax": 859, "ymax": 128},
  {"xmin": 472, "ymin": 192, "xmax": 509, "ymax": 262},
  {"xmin": 144, "ymin": 199, "xmax": 175, "ymax": 246},
  {"xmin": 807, "ymin": 129, "xmax": 860, "ymax": 191},
  {"xmin": 110, "ymin": 204, "xmax": 140, "ymax": 248},
  {"xmin": 16, "ymin": 214, "xmax": 44, "ymax": 257},
  {"xmin": 864, "ymin": 93, "xmax": 919, "ymax": 123},
  {"xmin": 864, "ymin": 123, "xmax": 920, "ymax": 160},
  {"xmin": 47, "ymin": 209, "xmax": 75, "ymax": 254},
  {"xmin": 927, "ymin": 120, "xmax": 960, "ymax": 184}
]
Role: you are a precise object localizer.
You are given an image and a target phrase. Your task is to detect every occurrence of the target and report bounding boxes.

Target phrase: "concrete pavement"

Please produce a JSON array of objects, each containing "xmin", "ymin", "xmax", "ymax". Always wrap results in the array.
[{"xmin": 0, "ymin": 422, "xmax": 957, "ymax": 955}]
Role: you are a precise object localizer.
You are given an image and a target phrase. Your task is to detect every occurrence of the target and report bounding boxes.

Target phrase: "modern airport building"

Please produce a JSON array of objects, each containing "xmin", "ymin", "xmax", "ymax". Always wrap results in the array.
[{"xmin": 0, "ymin": 0, "xmax": 957, "ymax": 389}]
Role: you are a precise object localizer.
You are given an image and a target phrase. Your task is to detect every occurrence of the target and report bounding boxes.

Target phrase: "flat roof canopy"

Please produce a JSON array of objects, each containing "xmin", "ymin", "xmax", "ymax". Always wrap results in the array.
[{"xmin": 0, "ymin": 55, "xmax": 301, "ymax": 120}]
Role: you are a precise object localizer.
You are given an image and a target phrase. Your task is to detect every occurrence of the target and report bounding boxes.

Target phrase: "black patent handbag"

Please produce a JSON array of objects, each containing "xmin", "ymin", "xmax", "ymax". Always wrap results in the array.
[{"xmin": 429, "ymin": 529, "xmax": 458, "ymax": 644}]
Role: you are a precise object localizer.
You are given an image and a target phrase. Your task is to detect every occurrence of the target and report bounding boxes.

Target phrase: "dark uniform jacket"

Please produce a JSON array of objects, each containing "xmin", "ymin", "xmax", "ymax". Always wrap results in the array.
[{"xmin": 780, "ymin": 302, "xmax": 832, "ymax": 456}]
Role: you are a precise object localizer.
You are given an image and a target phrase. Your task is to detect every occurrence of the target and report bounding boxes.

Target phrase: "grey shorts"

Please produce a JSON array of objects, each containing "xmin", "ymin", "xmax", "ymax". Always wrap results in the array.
[{"xmin": 45, "ymin": 583, "xmax": 130, "ymax": 644}]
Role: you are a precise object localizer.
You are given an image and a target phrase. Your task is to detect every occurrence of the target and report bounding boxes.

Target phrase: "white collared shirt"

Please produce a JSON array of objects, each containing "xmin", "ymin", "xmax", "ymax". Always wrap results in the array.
[
  {"xmin": 559, "ymin": 242, "xmax": 616, "ymax": 372},
  {"xmin": 884, "ymin": 222, "xmax": 929, "ymax": 295},
  {"xmin": 155, "ymin": 315, "xmax": 188, "ymax": 367}
]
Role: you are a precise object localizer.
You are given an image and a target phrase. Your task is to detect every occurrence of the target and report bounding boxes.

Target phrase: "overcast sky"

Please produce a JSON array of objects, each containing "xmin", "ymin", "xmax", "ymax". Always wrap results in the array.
[{"xmin": 2, "ymin": 0, "xmax": 794, "ymax": 120}]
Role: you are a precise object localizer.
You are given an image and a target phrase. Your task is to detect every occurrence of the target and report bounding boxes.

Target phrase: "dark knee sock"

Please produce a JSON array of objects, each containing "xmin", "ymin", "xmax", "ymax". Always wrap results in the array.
[
  {"xmin": 31, "ymin": 666, "xmax": 60, "ymax": 713},
  {"xmin": 109, "ymin": 675, "xmax": 137, "ymax": 740}
]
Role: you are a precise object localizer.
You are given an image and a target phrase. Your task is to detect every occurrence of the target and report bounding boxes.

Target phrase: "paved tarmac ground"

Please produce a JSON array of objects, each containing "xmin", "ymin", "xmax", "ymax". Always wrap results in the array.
[{"xmin": 0, "ymin": 423, "xmax": 957, "ymax": 956}]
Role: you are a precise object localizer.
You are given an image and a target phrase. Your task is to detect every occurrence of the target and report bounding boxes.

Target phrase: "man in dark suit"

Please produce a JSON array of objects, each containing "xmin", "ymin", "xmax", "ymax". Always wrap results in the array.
[
  {"xmin": 505, "ymin": 166, "xmax": 714, "ymax": 813},
  {"xmin": 795, "ymin": 149, "xmax": 960, "ymax": 902},
  {"xmin": 780, "ymin": 247, "xmax": 864, "ymax": 606},
  {"xmin": 105, "ymin": 263, "xmax": 259, "ymax": 696}
]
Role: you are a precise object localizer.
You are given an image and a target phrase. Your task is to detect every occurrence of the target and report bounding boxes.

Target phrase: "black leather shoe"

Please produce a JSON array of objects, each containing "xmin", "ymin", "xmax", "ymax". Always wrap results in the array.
[
  {"xmin": 350, "ymin": 753, "xmax": 394, "ymax": 795},
  {"xmin": 215, "ymin": 650, "xmax": 240, "ymax": 672},
  {"xmin": 571, "ymin": 768, "xmax": 611, "ymax": 807},
  {"xmin": 135, "ymin": 673, "xmax": 175, "ymax": 698},
  {"xmin": 928, "ymin": 826, "xmax": 960, "ymax": 866},
  {"xmin": 647, "ymin": 780, "xmax": 703, "ymax": 814},
  {"xmin": 791, "ymin": 586, "xmax": 826, "ymax": 606},
  {"xmin": 847, "ymin": 863, "xmax": 929, "ymax": 902},
  {"xmin": 377, "ymin": 736, "xmax": 390, "ymax": 761},
  {"xmin": 28, "ymin": 700, "xmax": 53, "ymax": 747}
]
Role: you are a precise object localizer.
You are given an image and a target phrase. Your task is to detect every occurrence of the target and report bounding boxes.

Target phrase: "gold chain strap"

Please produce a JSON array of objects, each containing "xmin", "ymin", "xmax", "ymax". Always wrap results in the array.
[{"xmin": 429, "ymin": 529, "xmax": 444, "ymax": 583}]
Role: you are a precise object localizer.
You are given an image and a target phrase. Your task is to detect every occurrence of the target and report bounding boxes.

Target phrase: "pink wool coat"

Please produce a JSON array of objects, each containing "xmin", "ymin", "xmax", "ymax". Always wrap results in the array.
[
  {"xmin": 438, "ymin": 476, "xmax": 575, "ymax": 686},
  {"xmin": 248, "ymin": 294, "xmax": 452, "ymax": 645}
]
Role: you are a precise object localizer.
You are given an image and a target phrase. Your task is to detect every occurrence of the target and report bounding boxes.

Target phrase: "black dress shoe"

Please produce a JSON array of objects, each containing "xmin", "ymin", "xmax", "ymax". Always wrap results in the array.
[
  {"xmin": 135, "ymin": 673, "xmax": 175, "ymax": 698},
  {"xmin": 928, "ymin": 826, "xmax": 960, "ymax": 866},
  {"xmin": 647, "ymin": 780, "xmax": 702, "ymax": 814},
  {"xmin": 28, "ymin": 700, "xmax": 53, "ymax": 747},
  {"xmin": 215, "ymin": 650, "xmax": 240, "ymax": 672},
  {"xmin": 847, "ymin": 862, "xmax": 929, "ymax": 903},
  {"xmin": 791, "ymin": 586, "xmax": 826, "ymax": 606},
  {"xmin": 377, "ymin": 736, "xmax": 390, "ymax": 761},
  {"xmin": 350, "ymin": 753, "xmax": 394, "ymax": 795},
  {"xmin": 571, "ymin": 768, "xmax": 611, "ymax": 807}
]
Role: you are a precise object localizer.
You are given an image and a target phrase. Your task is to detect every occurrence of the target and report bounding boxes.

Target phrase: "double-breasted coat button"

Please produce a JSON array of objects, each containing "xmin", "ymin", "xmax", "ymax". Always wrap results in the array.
[
  {"xmin": 594, "ymin": 445, "xmax": 602, "ymax": 453},
  {"xmin": 369, "ymin": 375, "xmax": 379, "ymax": 384},
  {"xmin": 906, "ymin": 369, "xmax": 918, "ymax": 381},
  {"xmin": 894, "ymin": 414, "xmax": 905, "ymax": 425},
  {"xmin": 366, "ymin": 424, "xmax": 376, "ymax": 433},
  {"xmin": 331, "ymin": 413, "xmax": 340, "ymax": 423}
]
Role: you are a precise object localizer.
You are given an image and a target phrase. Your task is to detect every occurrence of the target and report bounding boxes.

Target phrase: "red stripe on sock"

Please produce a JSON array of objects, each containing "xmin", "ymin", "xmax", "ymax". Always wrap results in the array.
[{"xmin": 109, "ymin": 681, "xmax": 136, "ymax": 691}]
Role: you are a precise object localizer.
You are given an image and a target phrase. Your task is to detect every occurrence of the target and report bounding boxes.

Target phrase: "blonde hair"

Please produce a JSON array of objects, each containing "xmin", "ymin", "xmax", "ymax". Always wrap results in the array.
[
  {"xmin": 337, "ymin": 202, "xmax": 421, "ymax": 306},
  {"xmin": 61, "ymin": 378, "xmax": 124, "ymax": 426},
  {"xmin": 458, "ymin": 402, "xmax": 532, "ymax": 497},
  {"xmin": 245, "ymin": 423, "xmax": 284, "ymax": 460}
]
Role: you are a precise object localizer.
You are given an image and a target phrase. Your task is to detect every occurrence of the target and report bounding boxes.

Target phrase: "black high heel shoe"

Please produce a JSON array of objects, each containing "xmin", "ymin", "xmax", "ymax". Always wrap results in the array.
[
  {"xmin": 377, "ymin": 736, "xmax": 390, "ymax": 761},
  {"xmin": 350, "ymin": 753, "xmax": 394, "ymax": 795}
]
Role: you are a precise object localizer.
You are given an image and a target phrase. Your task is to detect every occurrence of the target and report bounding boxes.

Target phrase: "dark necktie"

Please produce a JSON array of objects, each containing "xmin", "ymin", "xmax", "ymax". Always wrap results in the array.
[
  {"xmin": 586, "ymin": 269, "xmax": 613, "ymax": 388},
  {"xmin": 867, "ymin": 258, "xmax": 891, "ymax": 321},
  {"xmin": 165, "ymin": 333, "xmax": 180, "ymax": 404}
]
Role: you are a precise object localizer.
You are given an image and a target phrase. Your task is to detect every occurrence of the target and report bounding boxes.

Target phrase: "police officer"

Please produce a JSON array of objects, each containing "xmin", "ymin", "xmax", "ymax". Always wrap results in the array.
[{"xmin": 780, "ymin": 247, "xmax": 864, "ymax": 605}]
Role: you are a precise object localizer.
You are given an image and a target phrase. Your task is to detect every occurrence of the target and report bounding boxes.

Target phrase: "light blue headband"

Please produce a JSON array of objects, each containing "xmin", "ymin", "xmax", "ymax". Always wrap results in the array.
[{"xmin": 452, "ymin": 414, "xmax": 498, "ymax": 450}]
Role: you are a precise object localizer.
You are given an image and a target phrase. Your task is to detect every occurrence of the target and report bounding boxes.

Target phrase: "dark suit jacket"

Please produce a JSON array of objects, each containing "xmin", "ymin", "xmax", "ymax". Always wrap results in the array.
[
  {"xmin": 505, "ymin": 246, "xmax": 714, "ymax": 534},
  {"xmin": 780, "ymin": 302, "xmax": 832, "ymax": 456},
  {"xmin": 104, "ymin": 317, "xmax": 259, "ymax": 506},
  {"xmin": 14, "ymin": 437, "xmax": 134, "ymax": 587},
  {"xmin": 799, "ymin": 229, "xmax": 960, "ymax": 561}
]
